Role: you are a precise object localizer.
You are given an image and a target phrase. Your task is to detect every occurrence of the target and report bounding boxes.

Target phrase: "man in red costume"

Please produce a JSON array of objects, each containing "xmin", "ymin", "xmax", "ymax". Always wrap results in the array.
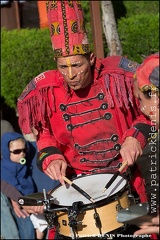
[{"xmin": 17, "ymin": 1, "xmax": 153, "ymax": 239}]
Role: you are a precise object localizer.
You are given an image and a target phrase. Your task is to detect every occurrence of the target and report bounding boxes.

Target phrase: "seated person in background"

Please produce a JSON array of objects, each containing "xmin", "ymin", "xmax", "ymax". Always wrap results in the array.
[
  {"xmin": 1, "ymin": 180, "xmax": 44, "ymax": 239},
  {"xmin": 133, "ymin": 52, "xmax": 159, "ymax": 236},
  {"xmin": 1, "ymin": 132, "xmax": 45, "ymax": 239},
  {"xmin": 1, "ymin": 190, "xmax": 20, "ymax": 239},
  {"xmin": 1, "ymin": 182, "xmax": 35, "ymax": 239}
]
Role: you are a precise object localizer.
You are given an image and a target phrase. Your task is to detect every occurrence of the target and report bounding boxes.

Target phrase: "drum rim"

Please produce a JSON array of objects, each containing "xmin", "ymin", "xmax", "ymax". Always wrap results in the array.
[{"xmin": 50, "ymin": 173, "xmax": 129, "ymax": 210}]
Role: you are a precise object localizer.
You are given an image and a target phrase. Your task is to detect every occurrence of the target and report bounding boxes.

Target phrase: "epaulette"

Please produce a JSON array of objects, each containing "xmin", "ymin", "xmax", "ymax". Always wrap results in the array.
[
  {"xmin": 101, "ymin": 56, "xmax": 140, "ymax": 75},
  {"xmin": 18, "ymin": 70, "xmax": 60, "ymax": 102},
  {"xmin": 118, "ymin": 56, "xmax": 140, "ymax": 73}
]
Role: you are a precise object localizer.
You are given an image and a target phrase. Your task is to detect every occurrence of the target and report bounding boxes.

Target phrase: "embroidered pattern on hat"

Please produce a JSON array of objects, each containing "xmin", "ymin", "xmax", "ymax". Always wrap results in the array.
[
  {"xmin": 51, "ymin": 22, "xmax": 60, "ymax": 36},
  {"xmin": 47, "ymin": 0, "xmax": 90, "ymax": 57},
  {"xmin": 71, "ymin": 20, "xmax": 78, "ymax": 33},
  {"xmin": 62, "ymin": 1, "xmax": 70, "ymax": 56},
  {"xmin": 73, "ymin": 44, "xmax": 90, "ymax": 55},
  {"xmin": 51, "ymin": 1, "xmax": 58, "ymax": 10},
  {"xmin": 46, "ymin": 1, "xmax": 57, "ymax": 12},
  {"xmin": 68, "ymin": 1, "xmax": 74, "ymax": 8},
  {"xmin": 55, "ymin": 49, "xmax": 63, "ymax": 57}
]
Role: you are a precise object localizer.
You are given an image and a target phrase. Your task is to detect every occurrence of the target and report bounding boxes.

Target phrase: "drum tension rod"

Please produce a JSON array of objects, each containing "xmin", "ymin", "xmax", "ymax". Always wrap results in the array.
[
  {"xmin": 93, "ymin": 208, "xmax": 102, "ymax": 230},
  {"xmin": 116, "ymin": 197, "xmax": 123, "ymax": 211}
]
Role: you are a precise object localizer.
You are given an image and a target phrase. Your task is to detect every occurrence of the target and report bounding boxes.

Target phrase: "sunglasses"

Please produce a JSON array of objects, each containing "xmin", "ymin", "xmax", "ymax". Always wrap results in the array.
[{"xmin": 10, "ymin": 148, "xmax": 27, "ymax": 155}]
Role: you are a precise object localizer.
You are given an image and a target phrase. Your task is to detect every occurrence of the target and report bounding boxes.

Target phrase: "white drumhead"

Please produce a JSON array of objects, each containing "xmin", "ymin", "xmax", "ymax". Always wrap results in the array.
[{"xmin": 51, "ymin": 174, "xmax": 127, "ymax": 206}]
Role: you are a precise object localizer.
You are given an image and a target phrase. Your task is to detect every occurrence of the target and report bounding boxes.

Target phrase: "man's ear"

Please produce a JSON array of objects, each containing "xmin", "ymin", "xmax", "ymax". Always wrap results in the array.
[{"xmin": 90, "ymin": 53, "xmax": 95, "ymax": 66}]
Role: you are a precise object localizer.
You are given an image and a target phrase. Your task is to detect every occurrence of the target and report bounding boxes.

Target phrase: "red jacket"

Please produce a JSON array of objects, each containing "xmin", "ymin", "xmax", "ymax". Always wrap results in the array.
[{"xmin": 18, "ymin": 56, "xmax": 151, "ymax": 202}]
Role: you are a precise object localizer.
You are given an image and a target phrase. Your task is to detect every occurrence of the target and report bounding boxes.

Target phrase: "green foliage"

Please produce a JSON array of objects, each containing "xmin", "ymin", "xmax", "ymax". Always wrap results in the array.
[
  {"xmin": 118, "ymin": 13, "xmax": 159, "ymax": 63},
  {"xmin": 1, "ymin": 27, "xmax": 56, "ymax": 109},
  {"xmin": 124, "ymin": 1, "xmax": 159, "ymax": 17},
  {"xmin": 81, "ymin": 1, "xmax": 94, "ymax": 52}
]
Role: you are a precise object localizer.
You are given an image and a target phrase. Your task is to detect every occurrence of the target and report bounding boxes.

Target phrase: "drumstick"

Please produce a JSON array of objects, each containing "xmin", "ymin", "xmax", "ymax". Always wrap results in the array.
[
  {"xmin": 62, "ymin": 176, "xmax": 95, "ymax": 203},
  {"xmin": 102, "ymin": 160, "xmax": 128, "ymax": 193}
]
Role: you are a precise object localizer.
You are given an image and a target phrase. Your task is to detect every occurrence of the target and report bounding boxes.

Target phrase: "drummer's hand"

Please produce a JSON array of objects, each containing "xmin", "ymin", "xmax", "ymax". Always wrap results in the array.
[
  {"xmin": 133, "ymin": 215, "xmax": 159, "ymax": 235},
  {"xmin": 120, "ymin": 137, "xmax": 142, "ymax": 166},
  {"xmin": 11, "ymin": 199, "xmax": 29, "ymax": 218},
  {"xmin": 22, "ymin": 205, "xmax": 44, "ymax": 215},
  {"xmin": 43, "ymin": 159, "xmax": 67, "ymax": 185}
]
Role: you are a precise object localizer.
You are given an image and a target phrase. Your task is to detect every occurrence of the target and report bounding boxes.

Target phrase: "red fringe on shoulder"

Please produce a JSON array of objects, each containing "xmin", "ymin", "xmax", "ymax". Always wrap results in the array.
[
  {"xmin": 17, "ymin": 86, "xmax": 55, "ymax": 134},
  {"xmin": 104, "ymin": 73, "xmax": 134, "ymax": 109}
]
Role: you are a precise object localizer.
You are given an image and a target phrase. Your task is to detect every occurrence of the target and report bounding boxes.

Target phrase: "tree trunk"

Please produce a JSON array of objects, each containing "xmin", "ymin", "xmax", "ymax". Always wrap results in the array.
[
  {"xmin": 1, "ymin": 1, "xmax": 20, "ymax": 30},
  {"xmin": 101, "ymin": 1, "xmax": 122, "ymax": 56}
]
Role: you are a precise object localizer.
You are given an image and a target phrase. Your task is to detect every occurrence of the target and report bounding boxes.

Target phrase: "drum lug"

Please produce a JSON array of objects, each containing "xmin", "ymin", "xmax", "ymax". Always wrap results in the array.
[
  {"xmin": 128, "ymin": 194, "xmax": 136, "ymax": 205},
  {"xmin": 116, "ymin": 203, "xmax": 122, "ymax": 211},
  {"xmin": 44, "ymin": 210, "xmax": 59, "ymax": 229},
  {"xmin": 94, "ymin": 210, "xmax": 102, "ymax": 229},
  {"xmin": 68, "ymin": 201, "xmax": 83, "ymax": 230},
  {"xmin": 68, "ymin": 219, "xmax": 78, "ymax": 229},
  {"xmin": 116, "ymin": 197, "xmax": 123, "ymax": 211}
]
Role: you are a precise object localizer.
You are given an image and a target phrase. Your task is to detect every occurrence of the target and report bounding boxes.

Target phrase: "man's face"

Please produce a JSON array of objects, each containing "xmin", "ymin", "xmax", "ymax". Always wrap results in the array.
[{"xmin": 57, "ymin": 54, "xmax": 94, "ymax": 90}]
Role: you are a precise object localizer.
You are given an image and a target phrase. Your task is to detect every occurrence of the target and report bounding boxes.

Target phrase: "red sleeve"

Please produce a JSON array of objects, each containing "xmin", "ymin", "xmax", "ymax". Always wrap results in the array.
[
  {"xmin": 122, "ymin": 114, "xmax": 152, "ymax": 148},
  {"xmin": 36, "ymin": 127, "xmax": 59, "ymax": 150},
  {"xmin": 36, "ymin": 127, "xmax": 66, "ymax": 171}
]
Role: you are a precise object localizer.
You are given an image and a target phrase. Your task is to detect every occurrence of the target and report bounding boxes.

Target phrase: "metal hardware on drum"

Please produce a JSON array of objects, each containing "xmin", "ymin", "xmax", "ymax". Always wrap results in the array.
[
  {"xmin": 68, "ymin": 201, "xmax": 84, "ymax": 239},
  {"xmin": 44, "ymin": 210, "xmax": 58, "ymax": 229},
  {"xmin": 49, "ymin": 173, "xmax": 131, "ymax": 239},
  {"xmin": 18, "ymin": 190, "xmax": 55, "ymax": 207},
  {"xmin": 43, "ymin": 189, "xmax": 51, "ymax": 210},
  {"xmin": 68, "ymin": 201, "xmax": 83, "ymax": 228},
  {"xmin": 115, "ymin": 196, "xmax": 123, "ymax": 211},
  {"xmin": 44, "ymin": 207, "xmax": 68, "ymax": 229},
  {"xmin": 93, "ymin": 208, "xmax": 102, "ymax": 230},
  {"xmin": 127, "ymin": 194, "xmax": 136, "ymax": 205},
  {"xmin": 66, "ymin": 201, "xmax": 103, "ymax": 239},
  {"xmin": 67, "ymin": 202, "xmax": 104, "ymax": 239}
]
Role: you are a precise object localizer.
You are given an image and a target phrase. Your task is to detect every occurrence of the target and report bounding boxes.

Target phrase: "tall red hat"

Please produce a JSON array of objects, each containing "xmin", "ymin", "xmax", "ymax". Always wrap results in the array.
[{"xmin": 46, "ymin": 1, "xmax": 91, "ymax": 57}]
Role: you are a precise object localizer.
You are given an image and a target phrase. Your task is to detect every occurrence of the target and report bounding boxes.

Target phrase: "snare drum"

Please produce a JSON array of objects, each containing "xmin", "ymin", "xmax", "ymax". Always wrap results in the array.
[{"xmin": 50, "ymin": 173, "xmax": 130, "ymax": 238}]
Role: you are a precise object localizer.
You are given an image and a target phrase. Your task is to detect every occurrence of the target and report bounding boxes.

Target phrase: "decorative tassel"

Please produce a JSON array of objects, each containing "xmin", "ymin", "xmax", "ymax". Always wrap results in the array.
[
  {"xmin": 104, "ymin": 73, "xmax": 134, "ymax": 109},
  {"xmin": 18, "ymin": 86, "xmax": 56, "ymax": 134},
  {"xmin": 104, "ymin": 74, "xmax": 114, "ymax": 107}
]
